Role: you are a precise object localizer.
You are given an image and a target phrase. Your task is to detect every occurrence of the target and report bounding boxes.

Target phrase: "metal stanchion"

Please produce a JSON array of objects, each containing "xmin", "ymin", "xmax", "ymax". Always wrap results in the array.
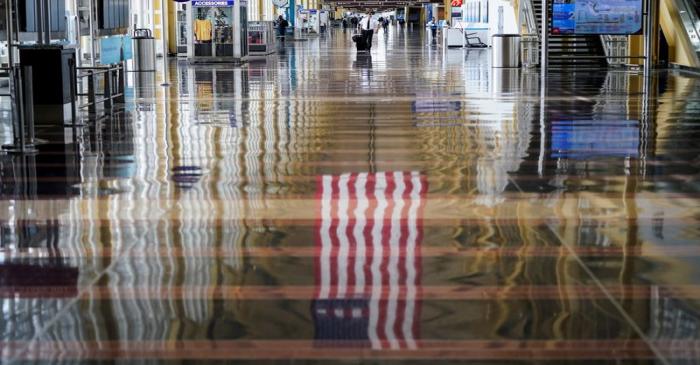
[
  {"xmin": 3, "ymin": 66, "xmax": 38, "ymax": 154},
  {"xmin": 22, "ymin": 67, "xmax": 37, "ymax": 146},
  {"xmin": 66, "ymin": 58, "xmax": 85, "ymax": 127},
  {"xmin": 104, "ymin": 68, "xmax": 113, "ymax": 109},
  {"xmin": 116, "ymin": 62, "xmax": 126, "ymax": 104},
  {"xmin": 87, "ymin": 71, "xmax": 96, "ymax": 115}
]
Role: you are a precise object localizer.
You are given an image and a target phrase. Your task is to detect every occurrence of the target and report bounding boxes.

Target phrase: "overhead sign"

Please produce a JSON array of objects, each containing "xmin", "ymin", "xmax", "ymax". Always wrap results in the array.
[
  {"xmin": 552, "ymin": 0, "xmax": 642, "ymax": 34},
  {"xmin": 192, "ymin": 0, "xmax": 234, "ymax": 6}
]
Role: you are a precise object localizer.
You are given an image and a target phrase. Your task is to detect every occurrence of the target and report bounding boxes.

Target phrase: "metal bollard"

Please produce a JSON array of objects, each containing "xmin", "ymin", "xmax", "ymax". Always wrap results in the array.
[
  {"xmin": 87, "ymin": 71, "xmax": 96, "ymax": 115},
  {"xmin": 104, "ymin": 67, "xmax": 113, "ymax": 109}
]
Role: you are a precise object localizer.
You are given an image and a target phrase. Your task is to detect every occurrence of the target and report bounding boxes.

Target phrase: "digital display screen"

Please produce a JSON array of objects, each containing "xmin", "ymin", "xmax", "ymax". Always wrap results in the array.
[{"xmin": 552, "ymin": 0, "xmax": 642, "ymax": 35}]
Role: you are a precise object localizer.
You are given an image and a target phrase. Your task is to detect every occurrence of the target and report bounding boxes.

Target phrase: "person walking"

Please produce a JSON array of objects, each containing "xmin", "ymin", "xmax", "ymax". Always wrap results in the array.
[
  {"xmin": 427, "ymin": 17, "xmax": 438, "ymax": 42},
  {"xmin": 277, "ymin": 15, "xmax": 289, "ymax": 42},
  {"xmin": 358, "ymin": 12, "xmax": 378, "ymax": 51}
]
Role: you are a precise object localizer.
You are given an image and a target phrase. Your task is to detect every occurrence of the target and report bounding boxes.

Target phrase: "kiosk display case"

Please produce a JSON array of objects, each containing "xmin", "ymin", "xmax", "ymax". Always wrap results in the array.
[
  {"xmin": 248, "ymin": 21, "xmax": 276, "ymax": 56},
  {"xmin": 187, "ymin": 0, "xmax": 248, "ymax": 63}
]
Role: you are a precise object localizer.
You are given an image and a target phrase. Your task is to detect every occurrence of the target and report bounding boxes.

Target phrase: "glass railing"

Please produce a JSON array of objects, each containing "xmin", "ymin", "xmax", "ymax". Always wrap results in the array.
[
  {"xmin": 520, "ymin": 0, "xmax": 540, "ymax": 66},
  {"xmin": 600, "ymin": 35, "xmax": 629, "ymax": 66}
]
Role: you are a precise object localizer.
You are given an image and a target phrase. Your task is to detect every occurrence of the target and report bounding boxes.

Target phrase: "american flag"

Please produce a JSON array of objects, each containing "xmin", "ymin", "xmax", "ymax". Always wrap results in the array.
[{"xmin": 313, "ymin": 171, "xmax": 427, "ymax": 350}]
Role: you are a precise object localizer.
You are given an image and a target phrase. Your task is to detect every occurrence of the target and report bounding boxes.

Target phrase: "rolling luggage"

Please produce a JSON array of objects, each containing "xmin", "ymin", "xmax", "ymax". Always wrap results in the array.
[{"xmin": 353, "ymin": 33, "xmax": 368, "ymax": 51}]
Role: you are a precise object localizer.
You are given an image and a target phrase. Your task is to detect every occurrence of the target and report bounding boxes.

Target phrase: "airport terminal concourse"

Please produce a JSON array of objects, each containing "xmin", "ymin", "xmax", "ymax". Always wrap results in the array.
[{"xmin": 1, "ymin": 0, "xmax": 700, "ymax": 363}]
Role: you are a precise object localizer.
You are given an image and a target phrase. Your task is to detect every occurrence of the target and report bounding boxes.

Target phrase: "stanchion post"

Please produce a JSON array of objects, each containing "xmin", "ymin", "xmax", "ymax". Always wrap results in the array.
[
  {"xmin": 22, "ymin": 66, "xmax": 35, "ymax": 145},
  {"xmin": 104, "ymin": 67, "xmax": 113, "ymax": 109},
  {"xmin": 116, "ymin": 62, "xmax": 126, "ymax": 104},
  {"xmin": 15, "ymin": 67, "xmax": 25, "ymax": 152},
  {"xmin": 68, "ymin": 58, "xmax": 78, "ymax": 125},
  {"xmin": 87, "ymin": 70, "xmax": 96, "ymax": 114}
]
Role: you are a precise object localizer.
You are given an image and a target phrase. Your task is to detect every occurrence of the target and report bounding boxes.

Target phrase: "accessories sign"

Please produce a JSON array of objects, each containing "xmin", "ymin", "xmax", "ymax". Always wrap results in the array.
[{"xmin": 192, "ymin": 0, "xmax": 234, "ymax": 6}]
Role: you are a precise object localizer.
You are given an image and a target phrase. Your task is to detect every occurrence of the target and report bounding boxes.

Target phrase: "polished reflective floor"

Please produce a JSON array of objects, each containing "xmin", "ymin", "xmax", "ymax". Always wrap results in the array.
[{"xmin": 1, "ymin": 27, "xmax": 700, "ymax": 364}]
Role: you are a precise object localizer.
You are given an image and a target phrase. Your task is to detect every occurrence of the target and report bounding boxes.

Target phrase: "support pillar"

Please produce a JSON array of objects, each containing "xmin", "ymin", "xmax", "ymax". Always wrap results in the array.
[{"xmin": 540, "ymin": 0, "xmax": 548, "ymax": 73}]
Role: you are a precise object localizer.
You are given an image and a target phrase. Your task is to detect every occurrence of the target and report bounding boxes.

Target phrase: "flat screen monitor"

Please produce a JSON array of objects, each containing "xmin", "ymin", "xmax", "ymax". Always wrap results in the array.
[{"xmin": 551, "ymin": 0, "xmax": 643, "ymax": 35}]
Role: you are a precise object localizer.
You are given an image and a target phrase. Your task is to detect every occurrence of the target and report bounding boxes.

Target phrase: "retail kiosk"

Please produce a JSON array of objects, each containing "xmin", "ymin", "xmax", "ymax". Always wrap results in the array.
[
  {"xmin": 248, "ymin": 21, "xmax": 277, "ymax": 56},
  {"xmin": 187, "ymin": 0, "xmax": 248, "ymax": 63},
  {"xmin": 297, "ymin": 9, "xmax": 320, "ymax": 34}
]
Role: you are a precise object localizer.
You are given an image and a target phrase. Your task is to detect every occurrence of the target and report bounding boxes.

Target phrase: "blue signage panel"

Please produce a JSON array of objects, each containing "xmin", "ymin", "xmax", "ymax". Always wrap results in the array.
[
  {"xmin": 100, "ymin": 36, "xmax": 123, "ymax": 65},
  {"xmin": 552, "ymin": 0, "xmax": 642, "ymax": 35},
  {"xmin": 122, "ymin": 36, "xmax": 133, "ymax": 60},
  {"xmin": 192, "ymin": 0, "xmax": 234, "ymax": 6}
]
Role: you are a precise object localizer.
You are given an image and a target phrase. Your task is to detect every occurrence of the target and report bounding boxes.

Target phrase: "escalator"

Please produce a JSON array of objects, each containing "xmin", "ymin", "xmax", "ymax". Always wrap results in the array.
[{"xmin": 661, "ymin": 0, "xmax": 700, "ymax": 67}]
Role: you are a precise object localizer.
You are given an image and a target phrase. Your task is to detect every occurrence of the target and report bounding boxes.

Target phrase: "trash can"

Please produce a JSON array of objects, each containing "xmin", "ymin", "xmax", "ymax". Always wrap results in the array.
[
  {"xmin": 492, "ymin": 34, "xmax": 520, "ymax": 68},
  {"xmin": 132, "ymin": 29, "xmax": 155, "ymax": 72}
]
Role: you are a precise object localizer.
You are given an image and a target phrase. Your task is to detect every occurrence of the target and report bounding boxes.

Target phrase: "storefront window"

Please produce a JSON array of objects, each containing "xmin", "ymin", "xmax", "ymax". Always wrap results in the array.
[{"xmin": 194, "ymin": 6, "xmax": 233, "ymax": 57}]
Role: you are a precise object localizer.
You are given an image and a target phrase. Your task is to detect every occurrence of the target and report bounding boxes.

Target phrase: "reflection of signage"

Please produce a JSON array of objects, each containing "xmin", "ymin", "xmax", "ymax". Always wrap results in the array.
[
  {"xmin": 552, "ymin": 0, "xmax": 642, "ymax": 34},
  {"xmin": 192, "ymin": 0, "xmax": 234, "ymax": 6},
  {"xmin": 314, "ymin": 172, "xmax": 427, "ymax": 349},
  {"xmin": 551, "ymin": 120, "xmax": 640, "ymax": 159}
]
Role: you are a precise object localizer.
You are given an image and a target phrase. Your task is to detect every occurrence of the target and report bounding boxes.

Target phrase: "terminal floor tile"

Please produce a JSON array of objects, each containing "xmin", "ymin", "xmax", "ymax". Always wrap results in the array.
[{"xmin": 1, "ymin": 28, "xmax": 700, "ymax": 364}]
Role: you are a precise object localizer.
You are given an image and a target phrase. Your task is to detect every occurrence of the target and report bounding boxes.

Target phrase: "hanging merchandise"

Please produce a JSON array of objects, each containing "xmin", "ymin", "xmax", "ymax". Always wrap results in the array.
[{"xmin": 194, "ymin": 17, "xmax": 213, "ymax": 42}]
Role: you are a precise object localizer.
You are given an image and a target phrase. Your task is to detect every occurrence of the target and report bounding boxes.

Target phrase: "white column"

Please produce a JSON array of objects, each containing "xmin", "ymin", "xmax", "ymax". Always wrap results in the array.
[{"xmin": 234, "ymin": 1, "xmax": 242, "ymax": 58}]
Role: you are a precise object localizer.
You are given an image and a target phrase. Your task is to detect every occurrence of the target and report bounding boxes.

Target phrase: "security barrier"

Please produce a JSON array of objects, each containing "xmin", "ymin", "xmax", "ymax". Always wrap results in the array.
[{"xmin": 74, "ymin": 62, "xmax": 126, "ymax": 116}]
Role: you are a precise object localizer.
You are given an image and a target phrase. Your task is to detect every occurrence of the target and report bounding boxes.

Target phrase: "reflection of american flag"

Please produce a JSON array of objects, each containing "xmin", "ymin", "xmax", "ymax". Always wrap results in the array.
[{"xmin": 313, "ymin": 171, "xmax": 427, "ymax": 350}]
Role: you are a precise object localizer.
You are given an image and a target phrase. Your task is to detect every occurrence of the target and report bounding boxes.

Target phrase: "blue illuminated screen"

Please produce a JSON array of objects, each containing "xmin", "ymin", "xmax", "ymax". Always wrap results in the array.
[{"xmin": 552, "ymin": 0, "xmax": 642, "ymax": 35}]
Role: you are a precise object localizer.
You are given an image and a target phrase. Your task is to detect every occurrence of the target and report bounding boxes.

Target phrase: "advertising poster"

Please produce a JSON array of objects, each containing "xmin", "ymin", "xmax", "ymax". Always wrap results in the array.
[{"xmin": 552, "ymin": 0, "xmax": 642, "ymax": 34}]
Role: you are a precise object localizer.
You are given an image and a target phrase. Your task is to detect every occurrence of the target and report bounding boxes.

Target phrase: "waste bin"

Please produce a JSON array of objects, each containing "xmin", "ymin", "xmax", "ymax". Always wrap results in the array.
[
  {"xmin": 132, "ymin": 29, "xmax": 155, "ymax": 72},
  {"xmin": 492, "ymin": 34, "xmax": 520, "ymax": 68}
]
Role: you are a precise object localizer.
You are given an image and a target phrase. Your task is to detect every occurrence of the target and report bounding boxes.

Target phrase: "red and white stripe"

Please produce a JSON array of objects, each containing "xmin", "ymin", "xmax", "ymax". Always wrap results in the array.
[{"xmin": 315, "ymin": 171, "xmax": 427, "ymax": 350}]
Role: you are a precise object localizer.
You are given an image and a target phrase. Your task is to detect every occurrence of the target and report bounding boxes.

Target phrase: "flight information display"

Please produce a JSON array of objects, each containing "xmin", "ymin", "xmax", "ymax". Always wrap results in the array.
[{"xmin": 552, "ymin": 0, "xmax": 643, "ymax": 34}]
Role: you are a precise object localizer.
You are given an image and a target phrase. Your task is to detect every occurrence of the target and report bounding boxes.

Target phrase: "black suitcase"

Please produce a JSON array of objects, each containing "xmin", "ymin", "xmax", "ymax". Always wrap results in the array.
[{"xmin": 353, "ymin": 33, "xmax": 368, "ymax": 51}]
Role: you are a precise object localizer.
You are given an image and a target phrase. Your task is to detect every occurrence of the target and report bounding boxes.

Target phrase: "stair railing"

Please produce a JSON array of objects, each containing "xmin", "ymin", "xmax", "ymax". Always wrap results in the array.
[
  {"xmin": 520, "ymin": 0, "xmax": 540, "ymax": 67},
  {"xmin": 600, "ymin": 35, "xmax": 629, "ymax": 66}
]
